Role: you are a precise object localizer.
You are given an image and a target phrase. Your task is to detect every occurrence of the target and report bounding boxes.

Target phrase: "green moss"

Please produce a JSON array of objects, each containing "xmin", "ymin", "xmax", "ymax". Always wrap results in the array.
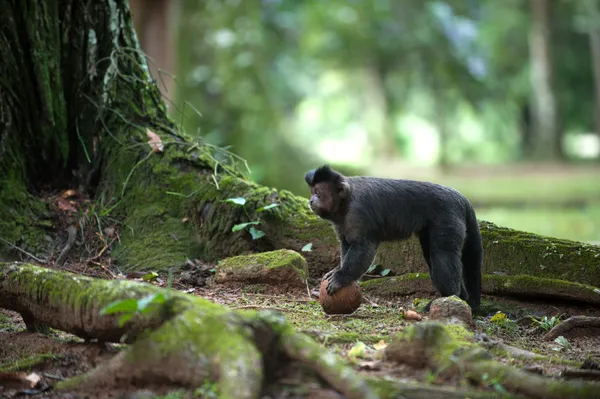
[
  {"xmin": 483, "ymin": 274, "xmax": 600, "ymax": 304},
  {"xmin": 0, "ymin": 171, "xmax": 52, "ymax": 259},
  {"xmin": 360, "ymin": 273, "xmax": 434, "ymax": 297},
  {"xmin": 480, "ymin": 220, "xmax": 600, "ymax": 286},
  {"xmin": 217, "ymin": 249, "xmax": 308, "ymax": 284},
  {"xmin": 0, "ymin": 354, "xmax": 59, "ymax": 372}
]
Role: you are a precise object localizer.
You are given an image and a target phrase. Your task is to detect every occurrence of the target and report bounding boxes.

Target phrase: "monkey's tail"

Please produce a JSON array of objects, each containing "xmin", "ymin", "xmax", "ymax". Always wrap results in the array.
[{"xmin": 462, "ymin": 205, "xmax": 483, "ymax": 312}]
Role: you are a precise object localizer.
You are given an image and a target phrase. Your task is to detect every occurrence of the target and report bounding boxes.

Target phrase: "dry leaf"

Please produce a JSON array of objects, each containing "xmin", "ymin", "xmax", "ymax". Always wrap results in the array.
[
  {"xmin": 0, "ymin": 371, "xmax": 40, "ymax": 389},
  {"xmin": 104, "ymin": 227, "xmax": 115, "ymax": 238},
  {"xmin": 56, "ymin": 197, "xmax": 76, "ymax": 212},
  {"xmin": 146, "ymin": 129, "xmax": 164, "ymax": 152},
  {"xmin": 60, "ymin": 189, "xmax": 77, "ymax": 199},
  {"xmin": 373, "ymin": 339, "xmax": 388, "ymax": 351},
  {"xmin": 404, "ymin": 310, "xmax": 422, "ymax": 321}
]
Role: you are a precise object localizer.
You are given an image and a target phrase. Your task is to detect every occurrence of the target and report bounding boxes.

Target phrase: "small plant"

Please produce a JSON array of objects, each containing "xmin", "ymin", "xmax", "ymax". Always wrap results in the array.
[
  {"xmin": 485, "ymin": 312, "xmax": 519, "ymax": 339},
  {"xmin": 365, "ymin": 263, "xmax": 391, "ymax": 277},
  {"xmin": 224, "ymin": 197, "xmax": 279, "ymax": 240},
  {"xmin": 552, "ymin": 335, "xmax": 572, "ymax": 351},
  {"xmin": 99, "ymin": 270, "xmax": 174, "ymax": 329},
  {"xmin": 481, "ymin": 372, "xmax": 509, "ymax": 395},
  {"xmin": 194, "ymin": 380, "xmax": 219, "ymax": 398},
  {"xmin": 530, "ymin": 315, "xmax": 561, "ymax": 332}
]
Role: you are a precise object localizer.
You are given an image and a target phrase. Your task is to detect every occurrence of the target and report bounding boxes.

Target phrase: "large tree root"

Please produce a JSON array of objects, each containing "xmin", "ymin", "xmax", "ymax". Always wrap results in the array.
[
  {"xmin": 544, "ymin": 316, "xmax": 600, "ymax": 340},
  {"xmin": 383, "ymin": 322, "xmax": 600, "ymax": 399},
  {"xmin": 0, "ymin": 263, "xmax": 376, "ymax": 399}
]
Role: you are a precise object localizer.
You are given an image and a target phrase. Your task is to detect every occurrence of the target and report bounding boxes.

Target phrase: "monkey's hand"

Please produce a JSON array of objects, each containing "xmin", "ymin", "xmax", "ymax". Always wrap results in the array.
[
  {"xmin": 322, "ymin": 266, "xmax": 341, "ymax": 282},
  {"xmin": 326, "ymin": 239, "xmax": 378, "ymax": 295},
  {"xmin": 325, "ymin": 270, "xmax": 353, "ymax": 295}
]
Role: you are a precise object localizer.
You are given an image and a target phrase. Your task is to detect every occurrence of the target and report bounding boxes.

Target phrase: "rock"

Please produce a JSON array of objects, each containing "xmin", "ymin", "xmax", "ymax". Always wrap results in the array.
[
  {"xmin": 428, "ymin": 296, "xmax": 473, "ymax": 327},
  {"xmin": 214, "ymin": 249, "xmax": 308, "ymax": 287},
  {"xmin": 319, "ymin": 280, "xmax": 362, "ymax": 314}
]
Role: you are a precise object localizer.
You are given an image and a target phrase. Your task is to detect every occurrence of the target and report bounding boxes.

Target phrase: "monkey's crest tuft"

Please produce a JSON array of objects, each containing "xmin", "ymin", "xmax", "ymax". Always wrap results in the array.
[{"xmin": 305, "ymin": 165, "xmax": 341, "ymax": 186}]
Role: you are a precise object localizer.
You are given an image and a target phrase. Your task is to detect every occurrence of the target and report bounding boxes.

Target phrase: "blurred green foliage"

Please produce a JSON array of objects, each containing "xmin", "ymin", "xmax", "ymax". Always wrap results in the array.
[
  {"xmin": 175, "ymin": 0, "xmax": 598, "ymax": 192},
  {"xmin": 172, "ymin": 0, "xmax": 600, "ymax": 242}
]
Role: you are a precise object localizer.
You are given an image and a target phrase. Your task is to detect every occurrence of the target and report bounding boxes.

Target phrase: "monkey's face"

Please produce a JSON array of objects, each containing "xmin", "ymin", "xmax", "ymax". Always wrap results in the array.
[{"xmin": 309, "ymin": 182, "xmax": 338, "ymax": 219}]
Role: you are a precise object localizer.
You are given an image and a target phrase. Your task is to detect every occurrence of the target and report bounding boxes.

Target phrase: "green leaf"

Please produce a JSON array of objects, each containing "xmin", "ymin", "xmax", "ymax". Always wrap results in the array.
[
  {"xmin": 224, "ymin": 197, "xmax": 246, "ymax": 206},
  {"xmin": 249, "ymin": 226, "xmax": 265, "ymax": 240},
  {"xmin": 301, "ymin": 243, "xmax": 313, "ymax": 252},
  {"xmin": 347, "ymin": 341, "xmax": 367, "ymax": 358},
  {"xmin": 137, "ymin": 293, "xmax": 165, "ymax": 312},
  {"xmin": 118, "ymin": 313, "xmax": 134, "ymax": 328},
  {"xmin": 100, "ymin": 299, "xmax": 139, "ymax": 315},
  {"xmin": 232, "ymin": 221, "xmax": 260, "ymax": 232},
  {"xmin": 380, "ymin": 268, "xmax": 391, "ymax": 276},
  {"xmin": 366, "ymin": 264, "xmax": 379, "ymax": 273},
  {"xmin": 142, "ymin": 271, "xmax": 159, "ymax": 281},
  {"xmin": 256, "ymin": 203, "xmax": 279, "ymax": 213}
]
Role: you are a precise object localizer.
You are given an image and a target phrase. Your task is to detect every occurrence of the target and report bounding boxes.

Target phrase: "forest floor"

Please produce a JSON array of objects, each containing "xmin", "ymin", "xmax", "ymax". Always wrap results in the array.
[
  {"xmin": 2, "ymin": 252, "xmax": 600, "ymax": 399},
  {"xmin": 2, "ymin": 165, "xmax": 600, "ymax": 398}
]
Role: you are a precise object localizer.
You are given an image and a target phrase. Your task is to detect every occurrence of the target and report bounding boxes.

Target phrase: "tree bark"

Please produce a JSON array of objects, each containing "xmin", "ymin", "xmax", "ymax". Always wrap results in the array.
[
  {"xmin": 586, "ymin": 0, "xmax": 600, "ymax": 151},
  {"xmin": 129, "ymin": 0, "xmax": 177, "ymax": 109},
  {"xmin": 529, "ymin": 0, "xmax": 561, "ymax": 161}
]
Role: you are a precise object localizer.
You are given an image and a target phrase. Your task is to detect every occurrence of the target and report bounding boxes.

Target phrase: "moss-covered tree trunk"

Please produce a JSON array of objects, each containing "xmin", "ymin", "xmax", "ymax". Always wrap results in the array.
[{"xmin": 0, "ymin": 0, "xmax": 598, "ymax": 291}]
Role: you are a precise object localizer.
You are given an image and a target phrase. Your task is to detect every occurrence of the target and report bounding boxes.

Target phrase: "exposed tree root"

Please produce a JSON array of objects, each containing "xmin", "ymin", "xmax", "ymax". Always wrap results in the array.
[
  {"xmin": 383, "ymin": 322, "xmax": 600, "ymax": 399},
  {"xmin": 545, "ymin": 316, "xmax": 600, "ymax": 340},
  {"xmin": 0, "ymin": 263, "xmax": 377, "ymax": 399}
]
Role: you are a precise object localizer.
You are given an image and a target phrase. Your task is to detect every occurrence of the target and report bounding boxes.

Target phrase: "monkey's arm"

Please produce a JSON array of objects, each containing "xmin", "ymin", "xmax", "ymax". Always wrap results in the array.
[
  {"xmin": 326, "ymin": 239, "xmax": 378, "ymax": 295},
  {"xmin": 323, "ymin": 237, "xmax": 351, "ymax": 281}
]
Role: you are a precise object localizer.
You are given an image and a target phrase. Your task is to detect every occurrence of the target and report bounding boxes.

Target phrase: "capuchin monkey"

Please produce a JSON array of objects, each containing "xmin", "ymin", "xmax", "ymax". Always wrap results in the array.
[{"xmin": 305, "ymin": 165, "xmax": 483, "ymax": 313}]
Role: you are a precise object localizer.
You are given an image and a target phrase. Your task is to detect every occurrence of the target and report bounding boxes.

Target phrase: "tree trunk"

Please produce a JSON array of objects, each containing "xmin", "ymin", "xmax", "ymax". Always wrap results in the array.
[
  {"xmin": 586, "ymin": 0, "xmax": 600, "ymax": 152},
  {"xmin": 529, "ymin": 0, "xmax": 561, "ymax": 161},
  {"xmin": 364, "ymin": 62, "xmax": 397, "ymax": 160},
  {"xmin": 129, "ymin": 0, "xmax": 177, "ymax": 110}
]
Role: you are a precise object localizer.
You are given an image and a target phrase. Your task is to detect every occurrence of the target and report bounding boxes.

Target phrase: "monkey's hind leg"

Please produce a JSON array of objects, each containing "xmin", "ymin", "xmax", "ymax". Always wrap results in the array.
[{"xmin": 427, "ymin": 224, "xmax": 468, "ymax": 303}]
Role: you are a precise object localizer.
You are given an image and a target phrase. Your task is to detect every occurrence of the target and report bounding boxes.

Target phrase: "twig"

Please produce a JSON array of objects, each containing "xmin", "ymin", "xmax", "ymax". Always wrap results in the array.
[
  {"xmin": 89, "ymin": 261, "xmax": 116, "ymax": 278},
  {"xmin": 55, "ymin": 225, "xmax": 78, "ymax": 266},
  {"xmin": 0, "ymin": 236, "xmax": 46, "ymax": 264},
  {"xmin": 544, "ymin": 316, "xmax": 600, "ymax": 340},
  {"xmin": 85, "ymin": 236, "xmax": 117, "ymax": 264}
]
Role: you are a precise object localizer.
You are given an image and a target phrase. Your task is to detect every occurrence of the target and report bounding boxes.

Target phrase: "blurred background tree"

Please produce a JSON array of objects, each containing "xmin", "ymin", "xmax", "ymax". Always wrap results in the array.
[{"xmin": 130, "ymin": 0, "xmax": 600, "ymax": 244}]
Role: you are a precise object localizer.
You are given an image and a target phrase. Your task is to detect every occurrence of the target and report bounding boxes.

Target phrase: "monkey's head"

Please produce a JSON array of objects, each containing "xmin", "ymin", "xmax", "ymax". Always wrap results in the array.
[{"xmin": 304, "ymin": 165, "xmax": 350, "ymax": 220}]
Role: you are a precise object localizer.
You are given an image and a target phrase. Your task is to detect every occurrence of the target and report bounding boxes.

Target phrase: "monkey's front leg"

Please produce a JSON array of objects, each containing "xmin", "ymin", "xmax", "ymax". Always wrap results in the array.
[
  {"xmin": 322, "ymin": 237, "xmax": 351, "ymax": 282},
  {"xmin": 326, "ymin": 240, "xmax": 378, "ymax": 295}
]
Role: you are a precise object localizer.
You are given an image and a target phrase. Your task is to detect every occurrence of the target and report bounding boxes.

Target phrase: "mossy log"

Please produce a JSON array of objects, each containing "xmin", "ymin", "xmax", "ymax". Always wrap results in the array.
[
  {"xmin": 0, "ymin": 262, "xmax": 378, "ymax": 399},
  {"xmin": 384, "ymin": 322, "xmax": 600, "ymax": 399},
  {"xmin": 360, "ymin": 273, "xmax": 600, "ymax": 307}
]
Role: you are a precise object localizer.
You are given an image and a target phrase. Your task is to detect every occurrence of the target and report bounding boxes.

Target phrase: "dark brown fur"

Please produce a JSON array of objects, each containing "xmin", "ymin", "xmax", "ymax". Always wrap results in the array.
[{"xmin": 305, "ymin": 165, "xmax": 483, "ymax": 312}]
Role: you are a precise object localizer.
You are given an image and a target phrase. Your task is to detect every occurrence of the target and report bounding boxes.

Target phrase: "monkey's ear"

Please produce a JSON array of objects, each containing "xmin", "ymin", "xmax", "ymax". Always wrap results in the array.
[
  {"xmin": 305, "ymin": 169, "xmax": 316, "ymax": 186},
  {"xmin": 338, "ymin": 179, "xmax": 350, "ymax": 198}
]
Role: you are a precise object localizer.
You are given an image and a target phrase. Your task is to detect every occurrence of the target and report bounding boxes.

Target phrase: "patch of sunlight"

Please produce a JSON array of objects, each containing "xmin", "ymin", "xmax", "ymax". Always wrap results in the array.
[
  {"xmin": 317, "ymin": 124, "xmax": 371, "ymax": 164},
  {"xmin": 397, "ymin": 114, "xmax": 438, "ymax": 165}
]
